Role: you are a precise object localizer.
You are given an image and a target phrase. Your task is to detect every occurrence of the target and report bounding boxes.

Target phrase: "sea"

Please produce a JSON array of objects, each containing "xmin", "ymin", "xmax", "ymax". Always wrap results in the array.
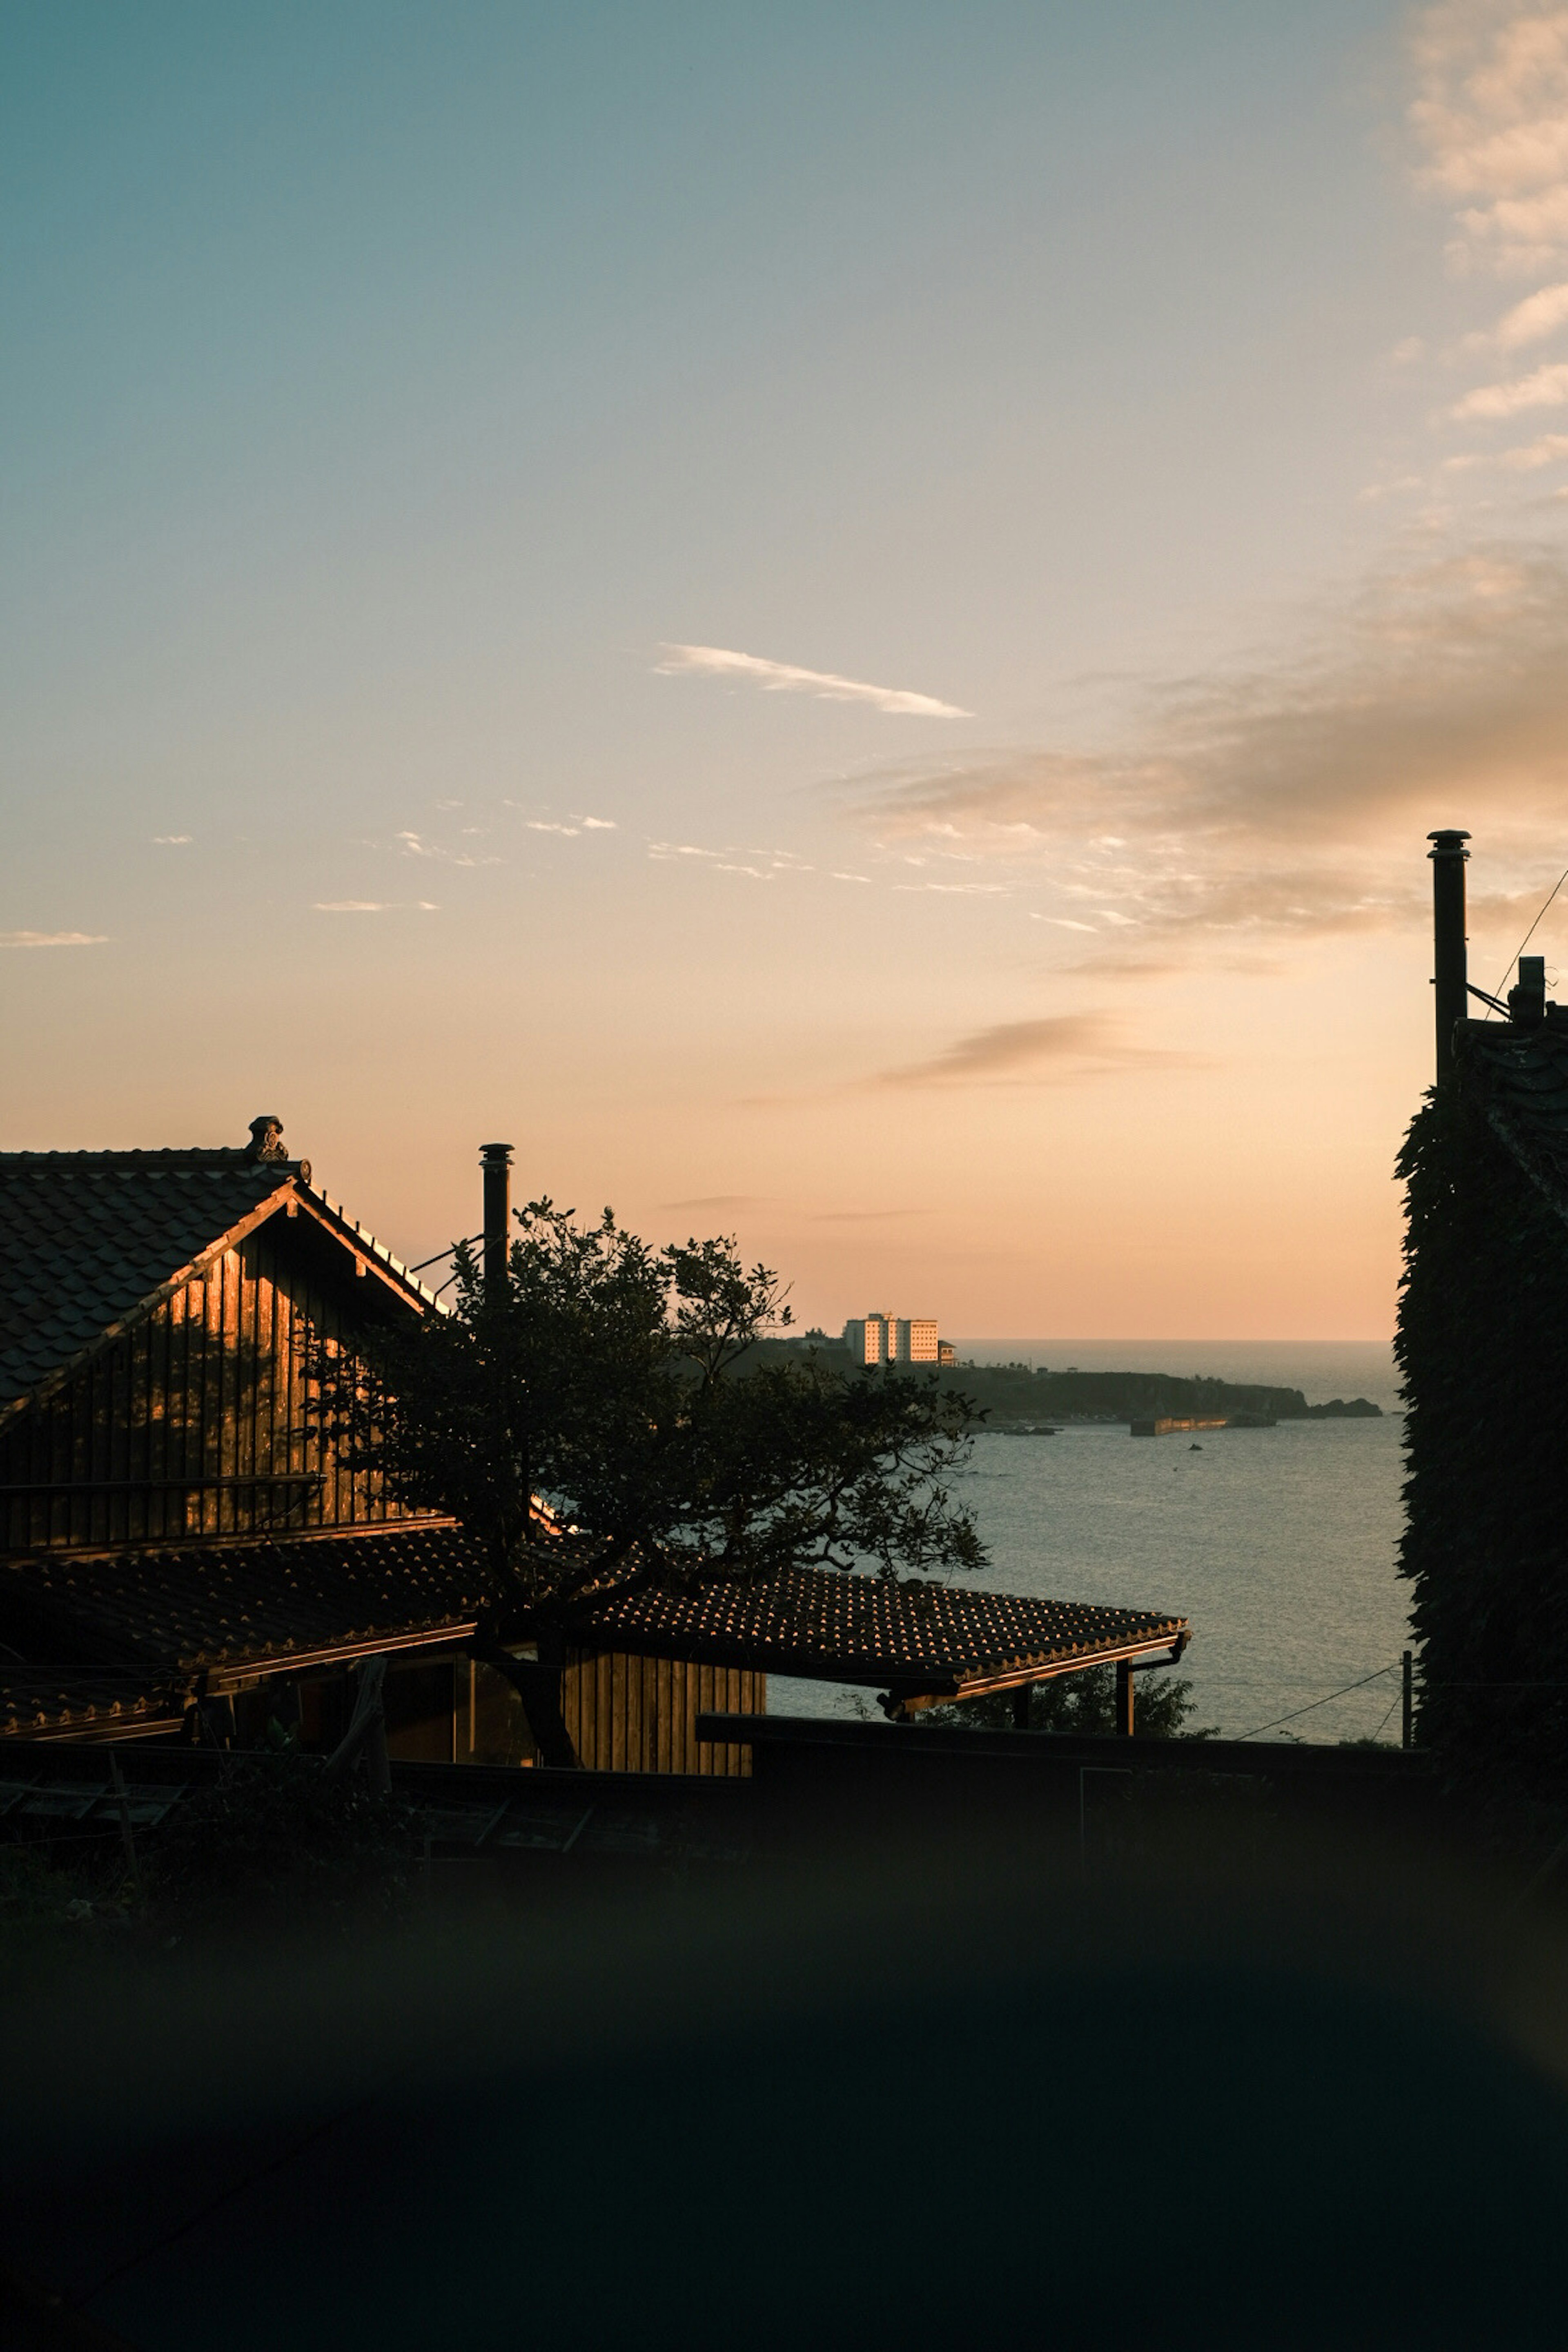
[{"xmin": 769, "ymin": 1340, "xmax": 1409, "ymax": 1744}]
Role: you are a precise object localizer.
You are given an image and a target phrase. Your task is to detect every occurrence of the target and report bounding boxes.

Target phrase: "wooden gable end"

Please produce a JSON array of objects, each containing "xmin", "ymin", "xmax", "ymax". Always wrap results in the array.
[{"xmin": 0, "ymin": 1203, "xmax": 434, "ymax": 1555}]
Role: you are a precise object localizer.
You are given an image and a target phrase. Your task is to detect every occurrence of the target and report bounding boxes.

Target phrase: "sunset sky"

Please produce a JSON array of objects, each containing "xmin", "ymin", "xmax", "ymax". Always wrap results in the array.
[{"xmin": 5, "ymin": 2, "xmax": 1568, "ymax": 1339}]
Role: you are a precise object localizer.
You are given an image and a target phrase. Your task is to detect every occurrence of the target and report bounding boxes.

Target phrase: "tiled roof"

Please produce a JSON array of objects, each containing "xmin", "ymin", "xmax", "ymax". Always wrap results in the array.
[
  {"xmin": 0, "ymin": 1672, "xmax": 186, "ymax": 1743},
  {"xmin": 583, "ymin": 1566, "xmax": 1187, "ymax": 1690},
  {"xmin": 0, "ymin": 1149, "xmax": 299, "ymax": 1412},
  {"xmin": 1459, "ymin": 1014, "xmax": 1568, "ymax": 1203},
  {"xmin": 0, "ymin": 1523, "xmax": 486, "ymax": 1677},
  {"xmin": 0, "ymin": 1523, "xmax": 1186, "ymax": 1730},
  {"xmin": 0, "ymin": 1142, "xmax": 443, "ymax": 1419}
]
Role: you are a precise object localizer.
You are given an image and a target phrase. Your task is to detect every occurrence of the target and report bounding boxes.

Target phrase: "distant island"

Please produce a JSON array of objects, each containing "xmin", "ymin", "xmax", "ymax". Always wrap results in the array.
[{"xmin": 736, "ymin": 1335, "xmax": 1383, "ymax": 1424}]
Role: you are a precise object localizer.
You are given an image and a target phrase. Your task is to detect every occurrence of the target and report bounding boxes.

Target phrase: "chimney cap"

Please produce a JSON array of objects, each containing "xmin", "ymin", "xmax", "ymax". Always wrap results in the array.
[
  {"xmin": 1508, "ymin": 954, "xmax": 1548, "ymax": 1027},
  {"xmin": 1427, "ymin": 829, "xmax": 1471, "ymax": 857},
  {"xmin": 480, "ymin": 1141, "xmax": 513, "ymax": 1165}
]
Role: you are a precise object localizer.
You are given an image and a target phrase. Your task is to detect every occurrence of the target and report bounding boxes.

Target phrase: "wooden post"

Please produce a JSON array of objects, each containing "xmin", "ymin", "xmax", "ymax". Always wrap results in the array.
[
  {"xmin": 326, "ymin": 1653, "xmax": 390, "ymax": 1788},
  {"xmin": 1011, "ymin": 1682, "xmax": 1031, "ymax": 1732},
  {"xmin": 1115, "ymin": 1659, "xmax": 1134, "ymax": 1737},
  {"xmin": 1402, "ymin": 1650, "xmax": 1414, "ymax": 1751}
]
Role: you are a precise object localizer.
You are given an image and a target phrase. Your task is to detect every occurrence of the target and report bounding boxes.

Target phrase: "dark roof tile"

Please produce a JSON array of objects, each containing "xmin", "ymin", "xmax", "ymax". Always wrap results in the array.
[
  {"xmin": 1459, "ymin": 1016, "xmax": 1568, "ymax": 1203},
  {"xmin": 0, "ymin": 1145, "xmax": 440, "ymax": 1416},
  {"xmin": 0, "ymin": 1525, "xmax": 1187, "ymax": 1729},
  {"xmin": 583, "ymin": 1566, "xmax": 1183, "ymax": 1685},
  {"xmin": 0, "ymin": 1152, "xmax": 300, "ymax": 1410}
]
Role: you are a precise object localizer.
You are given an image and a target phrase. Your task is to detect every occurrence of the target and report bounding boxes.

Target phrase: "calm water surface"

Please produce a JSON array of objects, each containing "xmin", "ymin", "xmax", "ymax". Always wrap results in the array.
[{"xmin": 773, "ymin": 1341, "xmax": 1409, "ymax": 1743}]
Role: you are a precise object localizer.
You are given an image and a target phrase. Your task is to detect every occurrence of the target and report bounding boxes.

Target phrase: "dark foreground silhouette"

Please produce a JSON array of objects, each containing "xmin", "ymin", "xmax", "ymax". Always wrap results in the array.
[{"xmin": 4, "ymin": 1799, "xmax": 1568, "ymax": 2352}]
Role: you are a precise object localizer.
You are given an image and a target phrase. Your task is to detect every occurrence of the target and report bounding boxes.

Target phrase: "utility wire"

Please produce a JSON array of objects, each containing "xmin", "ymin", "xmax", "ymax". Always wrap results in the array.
[
  {"xmin": 1365, "ymin": 1688, "xmax": 1403, "ymax": 1746},
  {"xmin": 408, "ymin": 1234, "xmax": 482, "ymax": 1272},
  {"xmin": 1487, "ymin": 861, "xmax": 1568, "ymax": 1014},
  {"xmin": 1233, "ymin": 1664, "xmax": 1397, "ymax": 1742}
]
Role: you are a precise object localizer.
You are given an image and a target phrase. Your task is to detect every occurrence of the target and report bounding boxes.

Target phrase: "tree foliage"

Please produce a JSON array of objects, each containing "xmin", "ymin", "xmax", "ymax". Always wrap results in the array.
[
  {"xmin": 918, "ymin": 1664, "xmax": 1215, "ymax": 1739},
  {"xmin": 318, "ymin": 1202, "xmax": 985, "ymax": 1762},
  {"xmin": 1396, "ymin": 1083, "xmax": 1568, "ymax": 1786}
]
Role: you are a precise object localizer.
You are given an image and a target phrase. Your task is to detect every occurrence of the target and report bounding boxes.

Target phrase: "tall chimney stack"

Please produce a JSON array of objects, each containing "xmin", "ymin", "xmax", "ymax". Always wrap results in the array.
[
  {"xmin": 1428, "ymin": 830, "xmax": 1470, "ymax": 1081},
  {"xmin": 481, "ymin": 1142, "xmax": 513, "ymax": 1299}
]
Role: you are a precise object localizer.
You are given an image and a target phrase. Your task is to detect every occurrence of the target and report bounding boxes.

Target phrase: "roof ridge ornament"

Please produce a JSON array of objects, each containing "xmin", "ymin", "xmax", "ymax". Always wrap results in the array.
[{"xmin": 246, "ymin": 1115, "xmax": 289, "ymax": 1164}]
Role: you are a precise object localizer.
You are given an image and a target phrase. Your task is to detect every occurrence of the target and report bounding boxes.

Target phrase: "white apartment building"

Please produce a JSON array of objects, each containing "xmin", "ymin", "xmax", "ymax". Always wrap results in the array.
[{"xmin": 843, "ymin": 1313, "xmax": 941, "ymax": 1366}]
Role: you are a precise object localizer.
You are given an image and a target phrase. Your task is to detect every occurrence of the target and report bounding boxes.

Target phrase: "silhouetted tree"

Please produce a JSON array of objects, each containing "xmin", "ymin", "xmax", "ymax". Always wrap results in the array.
[
  {"xmin": 1397, "ymin": 1085, "xmax": 1568, "ymax": 1785},
  {"xmin": 320, "ymin": 1202, "xmax": 984, "ymax": 1764}
]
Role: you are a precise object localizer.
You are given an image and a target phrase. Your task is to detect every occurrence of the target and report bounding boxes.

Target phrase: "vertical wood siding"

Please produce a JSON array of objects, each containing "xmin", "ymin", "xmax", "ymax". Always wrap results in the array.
[
  {"xmin": 562, "ymin": 1653, "xmax": 763, "ymax": 1775},
  {"xmin": 0, "ymin": 1221, "xmax": 421, "ymax": 1553}
]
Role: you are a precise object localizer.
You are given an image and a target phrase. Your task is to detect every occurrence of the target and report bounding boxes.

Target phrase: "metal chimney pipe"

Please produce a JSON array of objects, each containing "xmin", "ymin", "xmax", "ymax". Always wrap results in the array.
[
  {"xmin": 1427, "ymin": 830, "xmax": 1471, "ymax": 1081},
  {"xmin": 480, "ymin": 1143, "xmax": 513, "ymax": 1298}
]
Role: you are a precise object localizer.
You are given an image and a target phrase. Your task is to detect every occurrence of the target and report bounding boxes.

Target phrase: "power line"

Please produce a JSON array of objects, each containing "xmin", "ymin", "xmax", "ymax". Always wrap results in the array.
[
  {"xmin": 408, "ymin": 1234, "xmax": 482, "ymax": 1273},
  {"xmin": 1488, "ymin": 861, "xmax": 1568, "ymax": 1013},
  {"xmin": 1232, "ymin": 1664, "xmax": 1397, "ymax": 1742},
  {"xmin": 1365, "ymin": 1688, "xmax": 1403, "ymax": 1745}
]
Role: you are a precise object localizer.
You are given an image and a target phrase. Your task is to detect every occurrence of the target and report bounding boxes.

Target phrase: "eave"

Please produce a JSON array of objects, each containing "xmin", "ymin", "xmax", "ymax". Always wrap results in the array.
[{"xmin": 897, "ymin": 1624, "xmax": 1192, "ymax": 1710}]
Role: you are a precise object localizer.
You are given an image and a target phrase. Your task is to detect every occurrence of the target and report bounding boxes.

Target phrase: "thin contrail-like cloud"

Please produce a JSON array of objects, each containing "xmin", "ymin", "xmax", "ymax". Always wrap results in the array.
[
  {"xmin": 655, "ymin": 643, "xmax": 971, "ymax": 718},
  {"xmin": 878, "ymin": 1013, "xmax": 1198, "ymax": 1088},
  {"xmin": 0, "ymin": 931, "xmax": 109, "ymax": 948},
  {"xmin": 659, "ymin": 1194, "xmax": 767, "ymax": 1212}
]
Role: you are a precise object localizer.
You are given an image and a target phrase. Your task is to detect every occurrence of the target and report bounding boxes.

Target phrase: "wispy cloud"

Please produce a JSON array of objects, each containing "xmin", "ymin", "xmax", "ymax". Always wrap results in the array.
[
  {"xmin": 1452, "ymin": 356, "xmax": 1568, "ymax": 415},
  {"xmin": 646, "ymin": 840, "xmax": 815, "ymax": 881},
  {"xmin": 396, "ymin": 830, "xmax": 500, "ymax": 866},
  {"xmin": 525, "ymin": 815, "xmax": 619, "ymax": 837},
  {"xmin": 878, "ymin": 1013, "xmax": 1198, "ymax": 1089},
  {"xmin": 1410, "ymin": 3, "xmax": 1568, "ymax": 278},
  {"xmin": 659, "ymin": 1194, "xmax": 766, "ymax": 1212},
  {"xmin": 1491, "ymin": 276, "xmax": 1568, "ymax": 345},
  {"xmin": 151, "ymin": 834, "xmax": 192, "ymax": 846},
  {"xmin": 0, "ymin": 931, "xmax": 109, "ymax": 948},
  {"xmin": 655, "ymin": 642, "xmax": 971, "ymax": 718},
  {"xmin": 768, "ymin": 20, "xmax": 1568, "ymax": 987},
  {"xmin": 1404, "ymin": 9, "xmax": 1568, "ymax": 480},
  {"xmin": 312, "ymin": 900, "xmax": 441, "ymax": 913},
  {"xmin": 844, "ymin": 540, "xmax": 1568, "ymax": 961},
  {"xmin": 1444, "ymin": 427, "xmax": 1568, "ymax": 465}
]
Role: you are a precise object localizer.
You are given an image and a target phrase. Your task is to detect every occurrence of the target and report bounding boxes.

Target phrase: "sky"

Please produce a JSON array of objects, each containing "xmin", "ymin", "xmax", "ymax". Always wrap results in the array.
[{"xmin": 4, "ymin": 0, "xmax": 1568, "ymax": 1340}]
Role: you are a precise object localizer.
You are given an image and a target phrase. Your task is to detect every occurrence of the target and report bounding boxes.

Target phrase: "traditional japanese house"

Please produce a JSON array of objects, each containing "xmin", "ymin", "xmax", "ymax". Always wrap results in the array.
[{"xmin": 0, "ymin": 1120, "xmax": 1189, "ymax": 1766}]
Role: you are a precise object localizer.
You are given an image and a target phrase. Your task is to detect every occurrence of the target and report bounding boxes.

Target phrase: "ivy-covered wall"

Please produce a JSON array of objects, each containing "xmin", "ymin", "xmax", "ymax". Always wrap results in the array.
[{"xmin": 1396, "ymin": 1085, "xmax": 1568, "ymax": 1782}]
